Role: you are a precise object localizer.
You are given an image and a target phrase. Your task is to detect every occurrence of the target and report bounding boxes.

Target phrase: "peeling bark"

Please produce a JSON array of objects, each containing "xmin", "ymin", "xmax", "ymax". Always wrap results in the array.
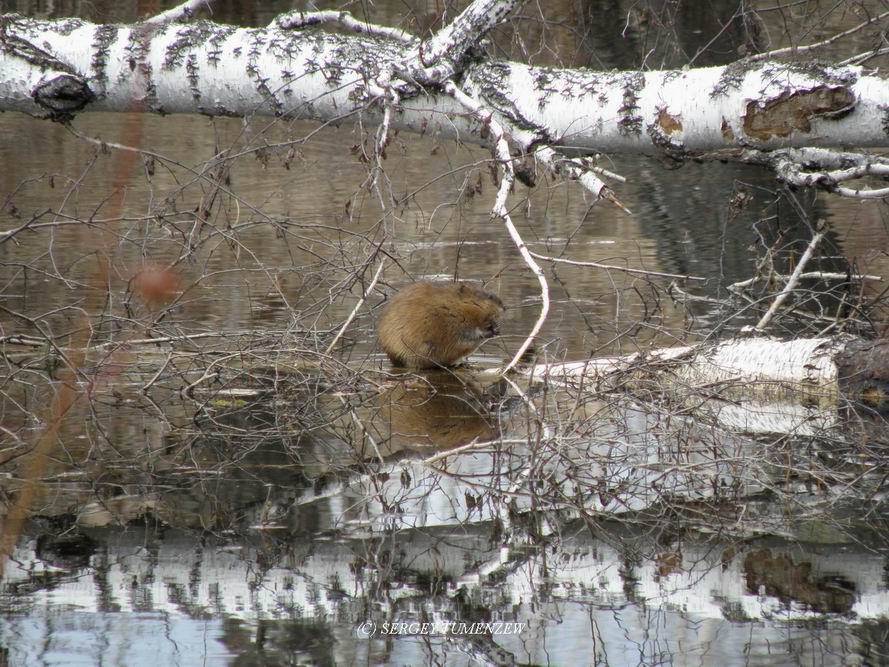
[
  {"xmin": 657, "ymin": 108, "xmax": 683, "ymax": 135},
  {"xmin": 743, "ymin": 86, "xmax": 856, "ymax": 140}
]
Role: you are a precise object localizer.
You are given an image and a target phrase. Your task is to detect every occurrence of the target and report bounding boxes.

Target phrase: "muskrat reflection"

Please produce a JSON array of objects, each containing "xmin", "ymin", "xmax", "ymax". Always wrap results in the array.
[{"xmin": 374, "ymin": 373, "xmax": 500, "ymax": 456}]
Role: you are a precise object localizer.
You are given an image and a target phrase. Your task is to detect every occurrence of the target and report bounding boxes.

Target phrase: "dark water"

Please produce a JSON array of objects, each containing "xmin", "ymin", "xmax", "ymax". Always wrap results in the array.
[{"xmin": 3, "ymin": 1, "xmax": 889, "ymax": 666}]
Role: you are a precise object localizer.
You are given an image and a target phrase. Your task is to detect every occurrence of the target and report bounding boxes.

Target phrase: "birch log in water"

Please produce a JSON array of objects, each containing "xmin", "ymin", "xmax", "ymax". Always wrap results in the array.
[{"xmin": 519, "ymin": 336, "xmax": 889, "ymax": 405}]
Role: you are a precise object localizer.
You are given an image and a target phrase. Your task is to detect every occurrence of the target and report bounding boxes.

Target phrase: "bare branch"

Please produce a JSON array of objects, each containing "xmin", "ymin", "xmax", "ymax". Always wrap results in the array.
[
  {"xmin": 142, "ymin": 0, "xmax": 213, "ymax": 26},
  {"xmin": 754, "ymin": 231, "xmax": 824, "ymax": 332}
]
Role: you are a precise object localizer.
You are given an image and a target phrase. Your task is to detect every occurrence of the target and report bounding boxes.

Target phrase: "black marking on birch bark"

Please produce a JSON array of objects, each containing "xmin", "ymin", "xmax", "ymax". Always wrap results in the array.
[
  {"xmin": 255, "ymin": 77, "xmax": 284, "ymax": 115},
  {"xmin": 661, "ymin": 69, "xmax": 683, "ymax": 85},
  {"xmin": 617, "ymin": 71, "xmax": 644, "ymax": 137},
  {"xmin": 881, "ymin": 106, "xmax": 889, "ymax": 138},
  {"xmin": 145, "ymin": 78, "xmax": 160, "ymax": 113},
  {"xmin": 532, "ymin": 68, "xmax": 556, "ymax": 110},
  {"xmin": 0, "ymin": 24, "xmax": 76, "ymax": 74},
  {"xmin": 575, "ymin": 78, "xmax": 603, "ymax": 103},
  {"xmin": 711, "ymin": 60, "xmax": 749, "ymax": 97},
  {"xmin": 328, "ymin": 35, "xmax": 394, "ymax": 79},
  {"xmin": 280, "ymin": 69, "xmax": 296, "ymax": 99},
  {"xmin": 33, "ymin": 75, "xmax": 94, "ymax": 118},
  {"xmin": 247, "ymin": 28, "xmax": 266, "ymax": 60},
  {"xmin": 304, "ymin": 28, "xmax": 331, "ymax": 60},
  {"xmin": 0, "ymin": 14, "xmax": 43, "ymax": 41},
  {"xmin": 322, "ymin": 49, "xmax": 348, "ymax": 86},
  {"xmin": 239, "ymin": 30, "xmax": 284, "ymax": 116},
  {"xmin": 208, "ymin": 106, "xmax": 243, "ymax": 118},
  {"xmin": 124, "ymin": 27, "xmax": 148, "ymax": 71},
  {"xmin": 205, "ymin": 23, "xmax": 234, "ymax": 68},
  {"xmin": 468, "ymin": 64, "xmax": 548, "ymax": 139},
  {"xmin": 533, "ymin": 67, "xmax": 602, "ymax": 106},
  {"xmin": 527, "ymin": 66, "xmax": 619, "ymax": 107},
  {"xmin": 52, "ymin": 17, "xmax": 85, "ymax": 36},
  {"xmin": 713, "ymin": 60, "xmax": 860, "ymax": 98},
  {"xmin": 124, "ymin": 25, "xmax": 158, "ymax": 112},
  {"xmin": 265, "ymin": 30, "xmax": 300, "ymax": 63},
  {"xmin": 90, "ymin": 24, "xmax": 118, "ymax": 89},
  {"xmin": 186, "ymin": 54, "xmax": 200, "ymax": 102},
  {"xmin": 163, "ymin": 21, "xmax": 230, "ymax": 70},
  {"xmin": 762, "ymin": 61, "xmax": 859, "ymax": 88}
]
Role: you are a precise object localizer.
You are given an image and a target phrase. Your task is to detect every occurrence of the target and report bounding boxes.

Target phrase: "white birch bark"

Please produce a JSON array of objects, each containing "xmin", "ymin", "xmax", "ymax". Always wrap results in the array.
[
  {"xmin": 2, "ymin": 13, "xmax": 889, "ymax": 156},
  {"xmin": 507, "ymin": 336, "xmax": 851, "ymax": 399}
]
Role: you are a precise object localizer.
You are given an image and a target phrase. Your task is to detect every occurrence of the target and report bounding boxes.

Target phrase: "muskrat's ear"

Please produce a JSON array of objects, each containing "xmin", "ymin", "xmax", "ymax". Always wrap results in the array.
[{"xmin": 457, "ymin": 283, "xmax": 472, "ymax": 296}]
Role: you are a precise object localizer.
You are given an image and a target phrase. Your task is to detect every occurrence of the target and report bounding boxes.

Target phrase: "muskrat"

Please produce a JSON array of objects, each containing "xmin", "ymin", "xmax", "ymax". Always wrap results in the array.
[{"xmin": 378, "ymin": 282, "xmax": 504, "ymax": 368}]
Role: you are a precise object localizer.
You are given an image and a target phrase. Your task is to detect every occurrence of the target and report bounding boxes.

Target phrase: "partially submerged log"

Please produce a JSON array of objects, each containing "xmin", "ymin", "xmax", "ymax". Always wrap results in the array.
[{"xmin": 514, "ymin": 336, "xmax": 889, "ymax": 408}]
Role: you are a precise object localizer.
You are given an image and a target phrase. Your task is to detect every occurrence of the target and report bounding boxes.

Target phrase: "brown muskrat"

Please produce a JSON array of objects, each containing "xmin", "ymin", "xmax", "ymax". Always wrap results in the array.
[{"xmin": 378, "ymin": 281, "xmax": 504, "ymax": 368}]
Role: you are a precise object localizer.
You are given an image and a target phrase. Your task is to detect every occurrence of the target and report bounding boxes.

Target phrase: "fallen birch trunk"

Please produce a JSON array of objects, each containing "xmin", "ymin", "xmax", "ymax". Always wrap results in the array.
[
  {"xmin": 511, "ymin": 336, "xmax": 889, "ymax": 406},
  {"xmin": 3, "ymin": 12, "xmax": 889, "ymax": 154}
]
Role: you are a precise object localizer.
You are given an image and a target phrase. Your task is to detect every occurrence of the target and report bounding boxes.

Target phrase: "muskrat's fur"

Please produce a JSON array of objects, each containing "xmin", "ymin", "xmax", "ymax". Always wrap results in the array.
[{"xmin": 378, "ymin": 282, "xmax": 504, "ymax": 368}]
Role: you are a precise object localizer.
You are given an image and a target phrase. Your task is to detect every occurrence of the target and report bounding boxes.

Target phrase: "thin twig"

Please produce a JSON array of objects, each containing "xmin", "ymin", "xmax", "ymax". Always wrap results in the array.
[
  {"xmin": 272, "ymin": 10, "xmax": 417, "ymax": 44},
  {"xmin": 325, "ymin": 261, "xmax": 385, "ymax": 356},
  {"xmin": 729, "ymin": 271, "xmax": 882, "ymax": 293},
  {"xmin": 750, "ymin": 10, "xmax": 889, "ymax": 62},
  {"xmin": 529, "ymin": 251, "xmax": 707, "ymax": 282},
  {"xmin": 755, "ymin": 231, "xmax": 824, "ymax": 331}
]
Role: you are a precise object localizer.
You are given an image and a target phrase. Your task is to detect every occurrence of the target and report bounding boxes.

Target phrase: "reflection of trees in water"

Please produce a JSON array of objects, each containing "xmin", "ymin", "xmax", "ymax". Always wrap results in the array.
[
  {"xmin": 5, "ymin": 364, "xmax": 889, "ymax": 658},
  {"xmin": 221, "ymin": 617, "xmax": 336, "ymax": 667},
  {"xmin": 743, "ymin": 549, "xmax": 855, "ymax": 615},
  {"xmin": 6, "ymin": 517, "xmax": 889, "ymax": 664}
]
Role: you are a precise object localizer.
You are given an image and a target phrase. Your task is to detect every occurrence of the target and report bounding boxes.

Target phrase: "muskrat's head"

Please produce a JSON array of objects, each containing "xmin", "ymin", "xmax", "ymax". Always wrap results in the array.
[{"xmin": 456, "ymin": 284, "xmax": 505, "ymax": 342}]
